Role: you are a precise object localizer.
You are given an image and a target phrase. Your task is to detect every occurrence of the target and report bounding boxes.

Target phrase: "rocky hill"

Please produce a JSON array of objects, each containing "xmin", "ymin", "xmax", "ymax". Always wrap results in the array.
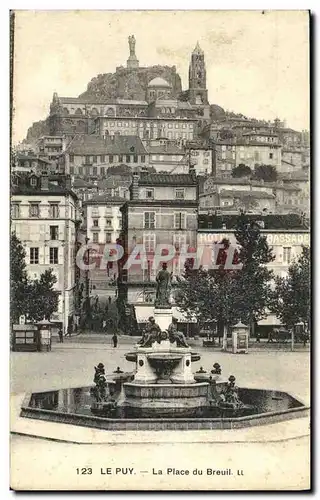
[
  {"xmin": 25, "ymin": 118, "xmax": 50, "ymax": 144},
  {"xmin": 79, "ymin": 65, "xmax": 182, "ymax": 101}
]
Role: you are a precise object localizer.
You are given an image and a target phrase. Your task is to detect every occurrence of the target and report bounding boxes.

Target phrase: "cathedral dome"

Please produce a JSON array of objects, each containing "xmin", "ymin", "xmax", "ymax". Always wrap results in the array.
[{"xmin": 148, "ymin": 77, "xmax": 172, "ymax": 88}]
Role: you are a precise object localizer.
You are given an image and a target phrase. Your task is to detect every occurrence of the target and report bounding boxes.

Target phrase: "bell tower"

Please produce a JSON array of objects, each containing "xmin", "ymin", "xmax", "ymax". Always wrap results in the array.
[{"xmin": 188, "ymin": 42, "xmax": 208, "ymax": 105}]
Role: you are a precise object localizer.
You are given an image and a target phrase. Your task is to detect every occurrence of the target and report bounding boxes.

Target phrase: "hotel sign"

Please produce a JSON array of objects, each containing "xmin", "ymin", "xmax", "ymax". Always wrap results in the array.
[{"xmin": 198, "ymin": 232, "xmax": 310, "ymax": 247}]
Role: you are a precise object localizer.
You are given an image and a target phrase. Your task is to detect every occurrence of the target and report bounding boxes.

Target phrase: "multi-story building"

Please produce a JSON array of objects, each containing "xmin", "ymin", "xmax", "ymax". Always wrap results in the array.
[
  {"xmin": 83, "ymin": 196, "xmax": 127, "ymax": 293},
  {"xmin": 146, "ymin": 138, "xmax": 187, "ymax": 174},
  {"xmin": 187, "ymin": 146, "xmax": 213, "ymax": 176},
  {"xmin": 281, "ymin": 148, "xmax": 303, "ymax": 170},
  {"xmin": 197, "ymin": 213, "xmax": 310, "ymax": 333},
  {"xmin": 95, "ymin": 115, "xmax": 197, "ymax": 143},
  {"xmin": 199, "ymin": 177, "xmax": 276, "ymax": 213},
  {"xmin": 117, "ymin": 173, "xmax": 198, "ymax": 333},
  {"xmin": 63, "ymin": 134, "xmax": 149, "ymax": 175},
  {"xmin": 36, "ymin": 135, "xmax": 66, "ymax": 161},
  {"xmin": 213, "ymin": 140, "xmax": 237, "ymax": 177},
  {"xmin": 235, "ymin": 138, "xmax": 281, "ymax": 171},
  {"xmin": 12, "ymin": 152, "xmax": 53, "ymax": 174},
  {"xmin": 11, "ymin": 173, "xmax": 80, "ymax": 332}
]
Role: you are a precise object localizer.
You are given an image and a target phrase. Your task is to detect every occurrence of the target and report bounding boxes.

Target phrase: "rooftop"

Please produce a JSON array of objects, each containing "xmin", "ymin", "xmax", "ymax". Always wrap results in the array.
[
  {"xmin": 198, "ymin": 213, "xmax": 309, "ymax": 230},
  {"xmin": 83, "ymin": 195, "xmax": 127, "ymax": 206},
  {"xmin": 219, "ymin": 189, "xmax": 275, "ymax": 200},
  {"xmin": 137, "ymin": 173, "xmax": 197, "ymax": 186}
]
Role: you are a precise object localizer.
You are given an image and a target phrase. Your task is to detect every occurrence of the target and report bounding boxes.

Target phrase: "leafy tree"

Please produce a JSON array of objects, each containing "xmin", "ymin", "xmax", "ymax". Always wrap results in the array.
[
  {"xmin": 176, "ymin": 240, "xmax": 242, "ymax": 345},
  {"xmin": 231, "ymin": 164, "xmax": 252, "ymax": 178},
  {"xmin": 11, "ymin": 233, "xmax": 59, "ymax": 323},
  {"xmin": 234, "ymin": 214, "xmax": 275, "ymax": 335},
  {"xmin": 26, "ymin": 269, "xmax": 60, "ymax": 322},
  {"xmin": 10, "ymin": 232, "xmax": 29, "ymax": 323},
  {"xmin": 253, "ymin": 164, "xmax": 277, "ymax": 182},
  {"xmin": 219, "ymin": 129, "xmax": 235, "ymax": 140},
  {"xmin": 271, "ymin": 246, "xmax": 310, "ymax": 330}
]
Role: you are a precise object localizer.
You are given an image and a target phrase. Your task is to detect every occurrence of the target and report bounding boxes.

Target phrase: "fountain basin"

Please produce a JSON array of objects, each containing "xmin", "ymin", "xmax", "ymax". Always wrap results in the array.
[
  {"xmin": 20, "ymin": 386, "xmax": 309, "ymax": 431},
  {"xmin": 125, "ymin": 351, "xmax": 200, "ymax": 363}
]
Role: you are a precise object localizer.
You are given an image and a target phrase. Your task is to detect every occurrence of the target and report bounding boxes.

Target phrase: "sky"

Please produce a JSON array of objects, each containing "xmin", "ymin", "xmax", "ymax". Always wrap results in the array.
[{"xmin": 12, "ymin": 10, "xmax": 310, "ymax": 144}]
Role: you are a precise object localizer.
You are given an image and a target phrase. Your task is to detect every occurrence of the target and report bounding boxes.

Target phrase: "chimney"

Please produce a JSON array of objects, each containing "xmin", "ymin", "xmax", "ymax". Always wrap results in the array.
[
  {"xmin": 41, "ymin": 173, "xmax": 49, "ymax": 190},
  {"xmin": 131, "ymin": 172, "xmax": 140, "ymax": 200}
]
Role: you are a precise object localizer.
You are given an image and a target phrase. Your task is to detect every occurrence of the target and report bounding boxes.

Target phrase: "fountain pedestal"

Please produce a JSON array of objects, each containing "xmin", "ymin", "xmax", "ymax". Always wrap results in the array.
[{"xmin": 153, "ymin": 307, "xmax": 173, "ymax": 331}]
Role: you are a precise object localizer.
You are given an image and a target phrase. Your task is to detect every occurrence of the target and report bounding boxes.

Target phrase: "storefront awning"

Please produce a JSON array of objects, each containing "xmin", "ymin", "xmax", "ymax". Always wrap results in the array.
[
  {"xmin": 258, "ymin": 315, "xmax": 281, "ymax": 326},
  {"xmin": 134, "ymin": 305, "xmax": 197, "ymax": 323}
]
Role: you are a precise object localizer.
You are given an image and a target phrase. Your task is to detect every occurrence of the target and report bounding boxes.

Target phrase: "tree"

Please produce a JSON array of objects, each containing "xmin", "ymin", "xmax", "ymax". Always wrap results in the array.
[
  {"xmin": 234, "ymin": 214, "xmax": 275, "ymax": 335},
  {"xmin": 176, "ymin": 240, "xmax": 242, "ymax": 345},
  {"xmin": 271, "ymin": 246, "xmax": 310, "ymax": 330},
  {"xmin": 253, "ymin": 164, "xmax": 277, "ymax": 182},
  {"xmin": 231, "ymin": 164, "xmax": 252, "ymax": 178},
  {"xmin": 26, "ymin": 269, "xmax": 60, "ymax": 322},
  {"xmin": 10, "ymin": 232, "xmax": 59, "ymax": 323},
  {"xmin": 219, "ymin": 129, "xmax": 235, "ymax": 140},
  {"xmin": 10, "ymin": 232, "xmax": 29, "ymax": 323}
]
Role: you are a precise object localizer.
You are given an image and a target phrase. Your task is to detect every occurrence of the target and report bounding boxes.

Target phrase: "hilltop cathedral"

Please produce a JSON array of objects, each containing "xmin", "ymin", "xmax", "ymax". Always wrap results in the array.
[{"xmin": 49, "ymin": 36, "xmax": 210, "ymax": 139}]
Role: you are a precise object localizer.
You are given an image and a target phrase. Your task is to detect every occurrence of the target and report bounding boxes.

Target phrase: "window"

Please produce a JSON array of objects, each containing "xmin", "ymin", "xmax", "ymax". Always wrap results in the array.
[
  {"xmin": 29, "ymin": 203, "xmax": 40, "ymax": 218},
  {"xmin": 105, "ymin": 218, "xmax": 112, "ymax": 227},
  {"xmin": 133, "ymin": 155, "xmax": 138, "ymax": 163},
  {"xmin": 283, "ymin": 247, "xmax": 292, "ymax": 264},
  {"xmin": 173, "ymin": 234, "xmax": 186, "ymax": 250},
  {"xmin": 105, "ymin": 232, "xmax": 112, "ymax": 244},
  {"xmin": 269, "ymin": 153, "xmax": 273, "ymax": 159},
  {"xmin": 100, "ymin": 167, "xmax": 105, "ymax": 176},
  {"xmin": 49, "ymin": 247, "xmax": 58, "ymax": 264},
  {"xmin": 85, "ymin": 155, "xmax": 90, "ymax": 164},
  {"xmin": 143, "ymin": 233, "xmax": 156, "ymax": 252},
  {"xmin": 141, "ymin": 155, "xmax": 146, "ymax": 163},
  {"xmin": 30, "ymin": 247, "xmax": 39, "ymax": 264},
  {"xmin": 30, "ymin": 177, "xmax": 37, "ymax": 186},
  {"xmin": 101, "ymin": 155, "xmax": 106, "ymax": 163},
  {"xmin": 93, "ymin": 219, "xmax": 99, "ymax": 227},
  {"xmin": 78, "ymin": 166, "xmax": 83, "ymax": 175},
  {"xmin": 70, "ymin": 166, "xmax": 74, "ymax": 175},
  {"xmin": 203, "ymin": 159, "xmax": 209, "ymax": 165},
  {"xmin": 174, "ymin": 212, "xmax": 186, "ymax": 229},
  {"xmin": 92, "ymin": 166, "xmax": 97, "ymax": 176},
  {"xmin": 119, "ymin": 155, "xmax": 123, "ymax": 162},
  {"xmin": 126, "ymin": 155, "xmax": 131, "ymax": 163},
  {"xmin": 92, "ymin": 232, "xmax": 99, "ymax": 243},
  {"xmin": 69, "ymin": 155, "xmax": 74, "ymax": 164},
  {"xmin": 175, "ymin": 188, "xmax": 185, "ymax": 200},
  {"xmin": 146, "ymin": 188, "xmax": 154, "ymax": 200},
  {"xmin": 50, "ymin": 226, "xmax": 58, "ymax": 240},
  {"xmin": 144, "ymin": 211, "xmax": 155, "ymax": 229},
  {"xmin": 11, "ymin": 203, "xmax": 20, "ymax": 218},
  {"xmin": 108, "ymin": 155, "xmax": 114, "ymax": 163},
  {"xmin": 49, "ymin": 204, "xmax": 59, "ymax": 218},
  {"xmin": 92, "ymin": 156, "xmax": 97, "ymax": 163}
]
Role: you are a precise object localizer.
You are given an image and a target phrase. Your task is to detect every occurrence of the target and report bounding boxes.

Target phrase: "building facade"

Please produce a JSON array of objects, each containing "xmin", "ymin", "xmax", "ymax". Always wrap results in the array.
[
  {"xmin": 11, "ymin": 174, "xmax": 80, "ymax": 332},
  {"xmin": 117, "ymin": 173, "xmax": 198, "ymax": 332}
]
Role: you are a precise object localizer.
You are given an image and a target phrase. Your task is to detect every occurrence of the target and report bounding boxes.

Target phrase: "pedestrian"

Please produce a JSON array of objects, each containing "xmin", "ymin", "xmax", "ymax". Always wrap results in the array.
[
  {"xmin": 58, "ymin": 326, "xmax": 63, "ymax": 343},
  {"xmin": 108, "ymin": 296, "xmax": 112, "ymax": 305},
  {"xmin": 112, "ymin": 332, "xmax": 118, "ymax": 348}
]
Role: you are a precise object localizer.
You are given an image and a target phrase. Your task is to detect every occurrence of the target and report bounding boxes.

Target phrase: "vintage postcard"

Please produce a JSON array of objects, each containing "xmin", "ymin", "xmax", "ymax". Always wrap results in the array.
[{"xmin": 10, "ymin": 10, "xmax": 310, "ymax": 491}]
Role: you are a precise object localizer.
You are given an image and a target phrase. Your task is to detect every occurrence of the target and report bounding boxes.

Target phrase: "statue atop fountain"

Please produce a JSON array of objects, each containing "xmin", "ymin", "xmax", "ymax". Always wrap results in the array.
[{"xmin": 155, "ymin": 263, "xmax": 172, "ymax": 308}]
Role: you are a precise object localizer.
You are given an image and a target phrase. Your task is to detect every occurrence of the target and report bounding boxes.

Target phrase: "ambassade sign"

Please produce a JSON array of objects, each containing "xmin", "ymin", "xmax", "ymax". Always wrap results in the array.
[{"xmin": 198, "ymin": 232, "xmax": 310, "ymax": 247}]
